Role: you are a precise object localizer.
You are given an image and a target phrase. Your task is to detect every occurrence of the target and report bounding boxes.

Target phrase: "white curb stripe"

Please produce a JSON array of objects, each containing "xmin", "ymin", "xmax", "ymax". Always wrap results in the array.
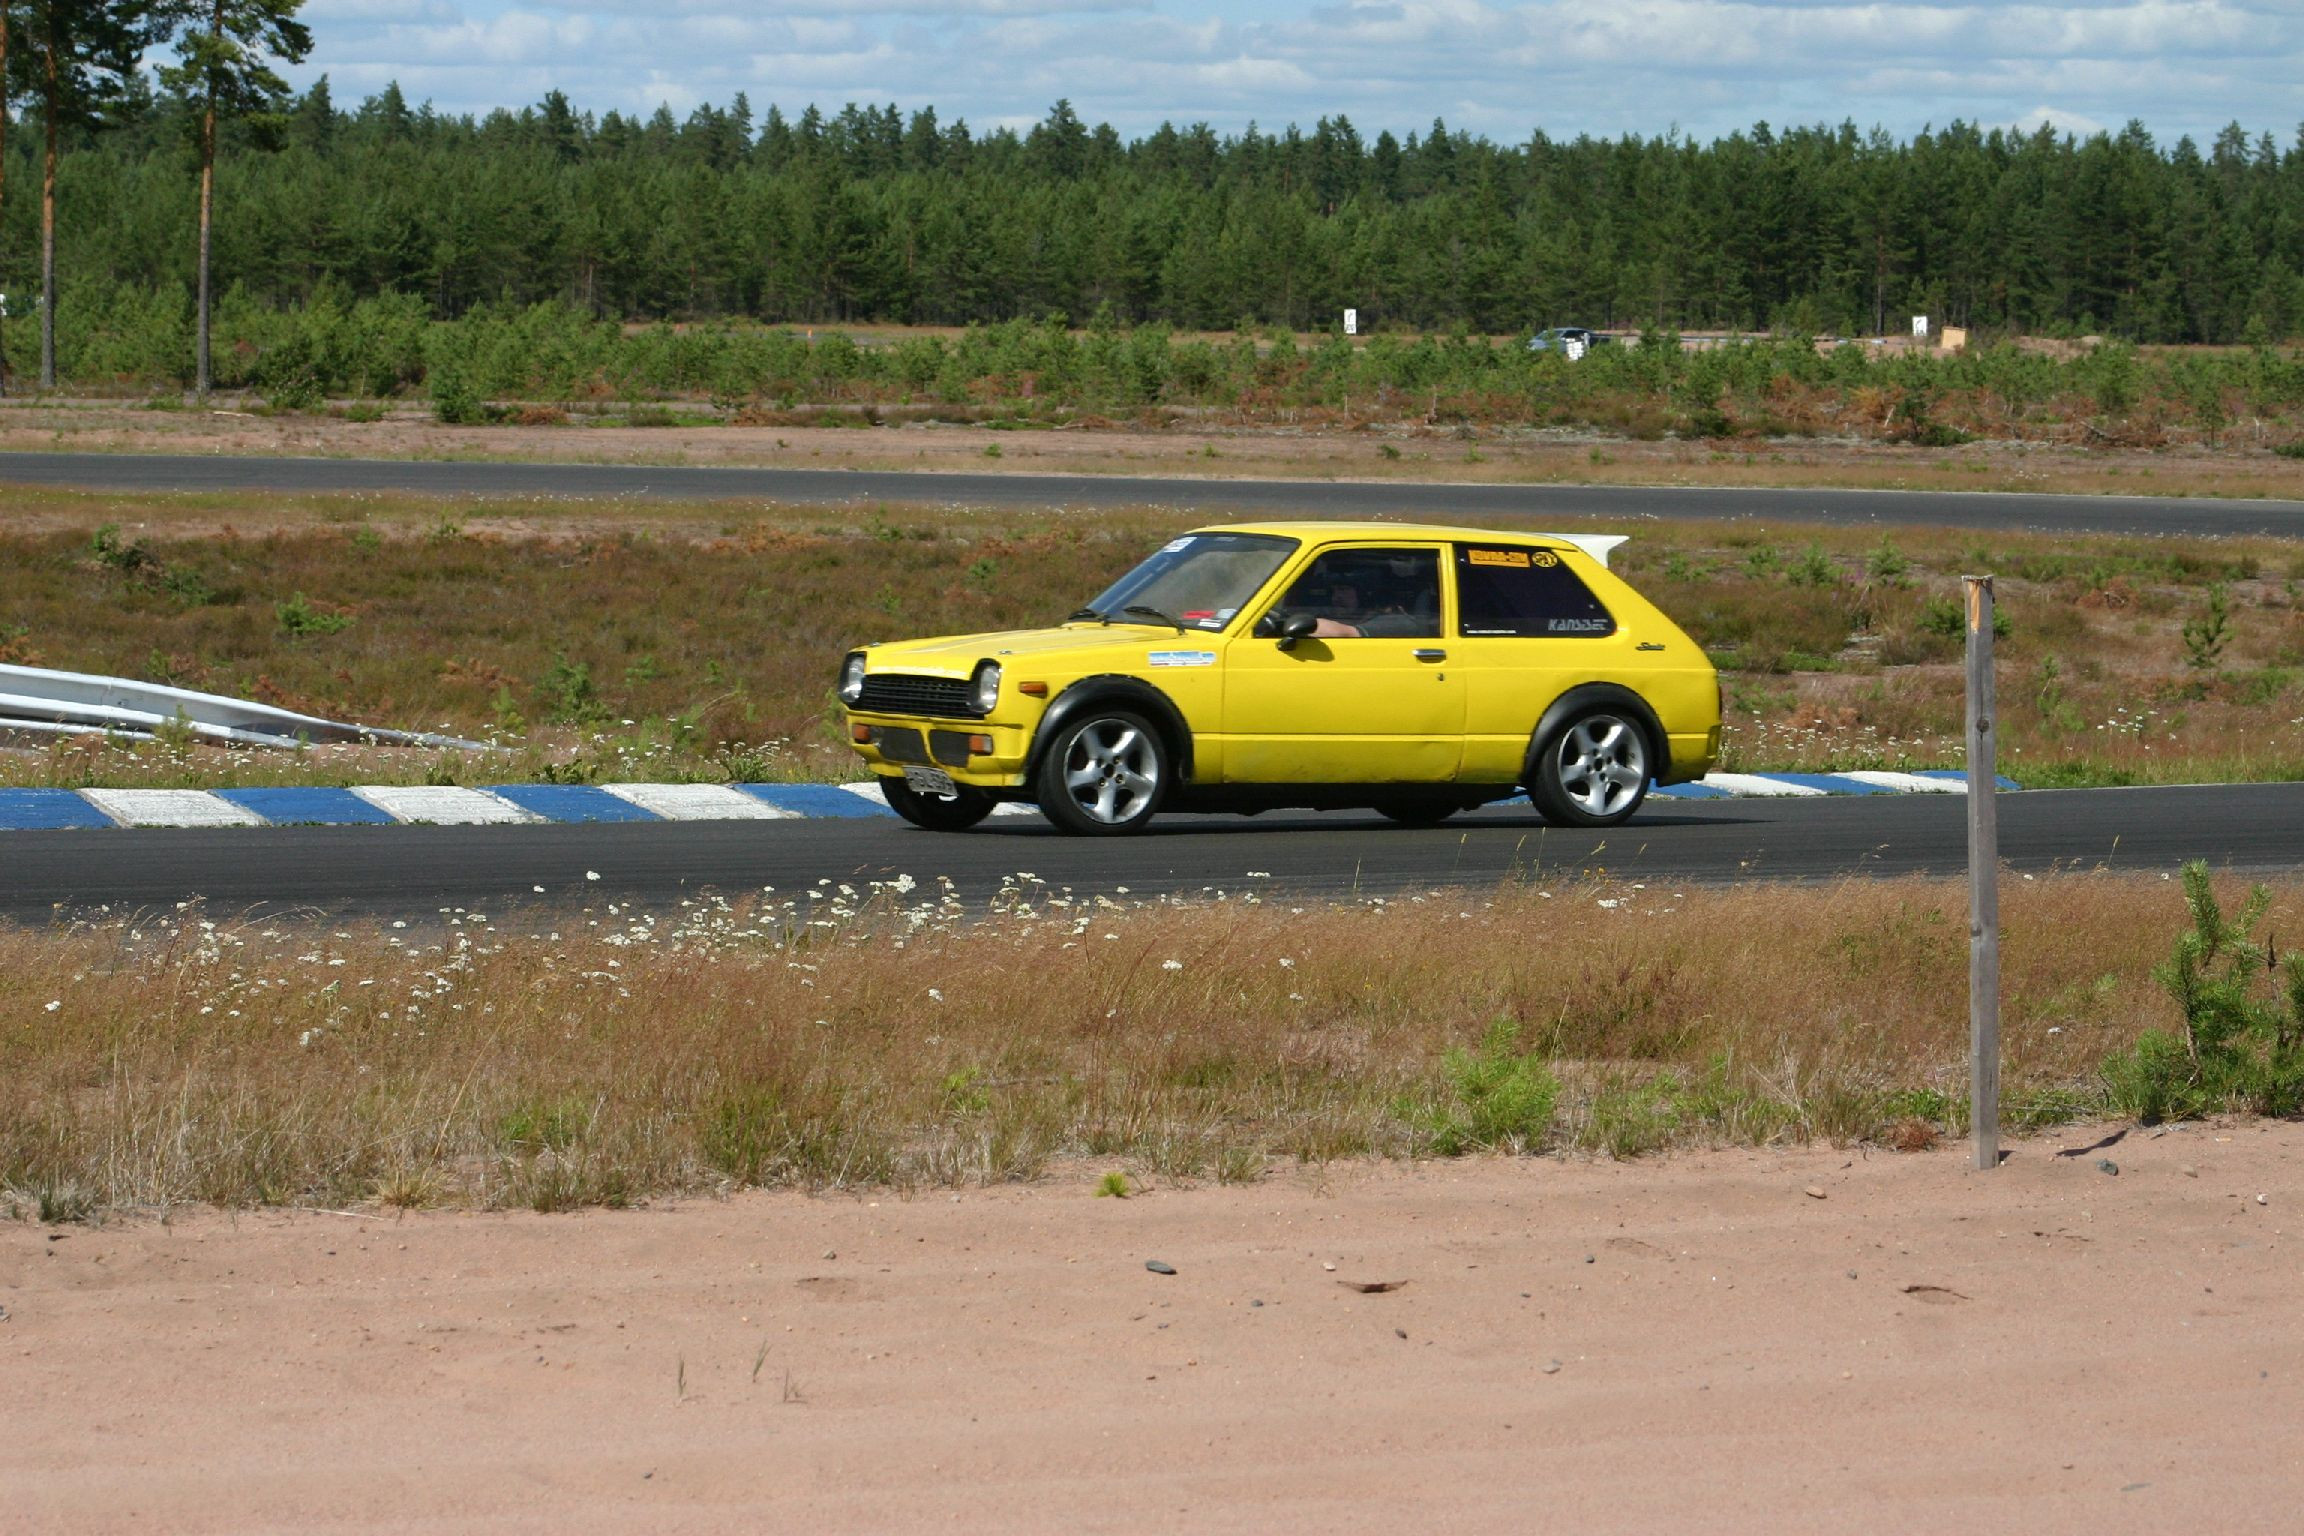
[
  {"xmin": 79, "ymin": 788, "xmax": 267, "ymax": 828},
  {"xmin": 351, "ymin": 786, "xmax": 540, "ymax": 825},
  {"xmin": 1699, "ymin": 772, "xmax": 1829, "ymax": 797},
  {"xmin": 1837, "ymin": 770, "xmax": 1967, "ymax": 795},
  {"xmin": 601, "ymin": 783, "xmax": 792, "ymax": 820}
]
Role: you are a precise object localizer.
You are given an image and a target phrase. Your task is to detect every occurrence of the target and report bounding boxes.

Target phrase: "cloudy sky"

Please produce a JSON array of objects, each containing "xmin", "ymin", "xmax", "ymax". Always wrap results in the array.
[{"xmin": 294, "ymin": 0, "xmax": 2304, "ymax": 147}]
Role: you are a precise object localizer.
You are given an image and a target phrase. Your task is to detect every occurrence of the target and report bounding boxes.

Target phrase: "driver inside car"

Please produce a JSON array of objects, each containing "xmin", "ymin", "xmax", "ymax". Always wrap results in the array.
[{"xmin": 1284, "ymin": 555, "xmax": 1440, "ymax": 638}]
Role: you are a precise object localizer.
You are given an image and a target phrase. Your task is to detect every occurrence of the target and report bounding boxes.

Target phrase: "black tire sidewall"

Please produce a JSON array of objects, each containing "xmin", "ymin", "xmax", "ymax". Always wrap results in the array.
[
  {"xmin": 1035, "ymin": 710, "xmax": 1167, "ymax": 835},
  {"xmin": 882, "ymin": 776, "xmax": 995, "ymax": 831}
]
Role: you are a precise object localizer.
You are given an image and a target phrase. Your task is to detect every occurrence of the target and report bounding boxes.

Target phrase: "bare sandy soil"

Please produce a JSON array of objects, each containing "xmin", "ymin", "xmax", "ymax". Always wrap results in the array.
[
  {"xmin": 8, "ymin": 397, "xmax": 2304, "ymax": 504},
  {"xmin": 5, "ymin": 1118, "xmax": 2299, "ymax": 1534}
]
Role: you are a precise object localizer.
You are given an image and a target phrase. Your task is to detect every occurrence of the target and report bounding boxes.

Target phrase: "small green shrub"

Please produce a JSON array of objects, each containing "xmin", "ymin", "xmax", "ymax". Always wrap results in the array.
[
  {"xmin": 275, "ymin": 591, "xmax": 352, "ymax": 637},
  {"xmin": 1417, "ymin": 1018, "xmax": 1559, "ymax": 1155},
  {"xmin": 536, "ymin": 652, "xmax": 607, "ymax": 724},
  {"xmin": 1919, "ymin": 593, "xmax": 2010, "ymax": 639},
  {"xmin": 2101, "ymin": 860, "xmax": 2304, "ymax": 1119},
  {"xmin": 2181, "ymin": 582, "xmax": 2232, "ymax": 670}
]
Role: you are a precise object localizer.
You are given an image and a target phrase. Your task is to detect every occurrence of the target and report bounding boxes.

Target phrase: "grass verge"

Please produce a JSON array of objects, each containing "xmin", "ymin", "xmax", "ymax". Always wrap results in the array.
[{"xmin": 0, "ymin": 869, "xmax": 2261, "ymax": 1218}]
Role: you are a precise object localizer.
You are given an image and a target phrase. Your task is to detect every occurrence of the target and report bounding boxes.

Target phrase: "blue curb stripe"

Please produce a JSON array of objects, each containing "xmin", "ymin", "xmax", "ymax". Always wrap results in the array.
[
  {"xmin": 0, "ymin": 788, "xmax": 117, "ymax": 829},
  {"xmin": 737, "ymin": 783, "xmax": 896, "ymax": 818},
  {"xmin": 1765, "ymin": 772, "xmax": 1895, "ymax": 795},
  {"xmin": 1649, "ymin": 781, "xmax": 1736, "ymax": 799},
  {"xmin": 487, "ymin": 784, "xmax": 664, "ymax": 823},
  {"xmin": 215, "ymin": 787, "xmax": 397, "ymax": 825}
]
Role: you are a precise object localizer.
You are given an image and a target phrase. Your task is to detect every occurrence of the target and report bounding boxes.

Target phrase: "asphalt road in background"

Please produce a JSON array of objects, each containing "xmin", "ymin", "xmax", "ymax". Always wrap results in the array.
[
  {"xmin": 7, "ymin": 450, "xmax": 2304, "ymax": 536},
  {"xmin": 2, "ymin": 785, "xmax": 2297, "ymax": 924}
]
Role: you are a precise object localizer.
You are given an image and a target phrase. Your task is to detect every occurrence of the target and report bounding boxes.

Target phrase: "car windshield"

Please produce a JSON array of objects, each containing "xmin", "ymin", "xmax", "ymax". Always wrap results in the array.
[{"xmin": 1078, "ymin": 533, "xmax": 1298, "ymax": 632}]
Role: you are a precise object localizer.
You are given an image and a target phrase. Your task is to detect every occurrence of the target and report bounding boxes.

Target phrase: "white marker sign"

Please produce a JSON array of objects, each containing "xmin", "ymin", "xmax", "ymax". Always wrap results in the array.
[{"xmin": 1343, "ymin": 308, "xmax": 1358, "ymax": 336}]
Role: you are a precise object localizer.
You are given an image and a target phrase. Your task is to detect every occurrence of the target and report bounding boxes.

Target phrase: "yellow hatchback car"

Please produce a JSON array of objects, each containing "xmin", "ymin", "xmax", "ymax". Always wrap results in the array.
[{"xmin": 837, "ymin": 522, "xmax": 1719, "ymax": 835}]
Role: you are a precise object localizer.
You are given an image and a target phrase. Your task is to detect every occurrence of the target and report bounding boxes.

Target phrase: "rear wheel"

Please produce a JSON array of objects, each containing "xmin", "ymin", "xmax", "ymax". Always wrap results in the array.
[
  {"xmin": 1035, "ymin": 711, "xmax": 1168, "ymax": 835},
  {"xmin": 1529, "ymin": 709, "xmax": 1652, "ymax": 827},
  {"xmin": 882, "ymin": 777, "xmax": 996, "ymax": 831}
]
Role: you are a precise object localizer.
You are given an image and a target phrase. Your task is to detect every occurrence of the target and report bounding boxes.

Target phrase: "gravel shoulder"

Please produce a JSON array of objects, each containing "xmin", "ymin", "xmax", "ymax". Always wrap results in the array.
[{"xmin": 5, "ymin": 1119, "xmax": 2300, "ymax": 1533}]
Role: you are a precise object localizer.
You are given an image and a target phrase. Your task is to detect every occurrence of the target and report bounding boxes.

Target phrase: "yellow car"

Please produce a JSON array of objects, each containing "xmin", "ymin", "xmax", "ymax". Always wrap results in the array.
[{"xmin": 837, "ymin": 522, "xmax": 1720, "ymax": 835}]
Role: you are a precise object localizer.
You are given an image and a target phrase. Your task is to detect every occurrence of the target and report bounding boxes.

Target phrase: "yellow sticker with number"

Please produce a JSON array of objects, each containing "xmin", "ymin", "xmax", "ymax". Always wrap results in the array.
[{"xmin": 1467, "ymin": 548, "xmax": 1529, "ymax": 567}]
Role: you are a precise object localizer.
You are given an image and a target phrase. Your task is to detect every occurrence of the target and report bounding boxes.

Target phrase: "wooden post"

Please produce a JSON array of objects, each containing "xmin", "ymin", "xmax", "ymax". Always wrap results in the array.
[{"xmin": 1965, "ymin": 575, "xmax": 2000, "ymax": 1171}]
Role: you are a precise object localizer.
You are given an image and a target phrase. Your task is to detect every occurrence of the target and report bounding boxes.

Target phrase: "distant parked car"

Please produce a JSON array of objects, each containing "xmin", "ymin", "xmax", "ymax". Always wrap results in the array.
[{"xmin": 1528, "ymin": 326, "xmax": 1610, "ymax": 357}]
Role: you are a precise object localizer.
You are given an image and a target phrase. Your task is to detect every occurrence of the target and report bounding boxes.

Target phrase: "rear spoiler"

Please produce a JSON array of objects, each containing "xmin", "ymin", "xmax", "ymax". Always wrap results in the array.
[{"xmin": 1540, "ymin": 533, "xmax": 1628, "ymax": 569}]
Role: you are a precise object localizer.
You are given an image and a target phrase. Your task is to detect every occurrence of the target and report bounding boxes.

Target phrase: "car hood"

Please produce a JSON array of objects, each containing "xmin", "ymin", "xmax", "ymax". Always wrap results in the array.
[{"xmin": 865, "ymin": 622, "xmax": 1209, "ymax": 676}]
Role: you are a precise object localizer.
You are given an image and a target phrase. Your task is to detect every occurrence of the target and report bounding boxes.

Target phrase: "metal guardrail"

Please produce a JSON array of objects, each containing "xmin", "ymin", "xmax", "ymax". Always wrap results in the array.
[{"xmin": 0, "ymin": 663, "xmax": 486, "ymax": 751}]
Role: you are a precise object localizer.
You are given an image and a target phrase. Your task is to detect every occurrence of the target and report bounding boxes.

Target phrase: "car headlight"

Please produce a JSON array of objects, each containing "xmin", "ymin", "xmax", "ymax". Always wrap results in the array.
[
  {"xmin": 970, "ymin": 660, "xmax": 1001, "ymax": 715},
  {"xmin": 838, "ymin": 652, "xmax": 867, "ymax": 705}
]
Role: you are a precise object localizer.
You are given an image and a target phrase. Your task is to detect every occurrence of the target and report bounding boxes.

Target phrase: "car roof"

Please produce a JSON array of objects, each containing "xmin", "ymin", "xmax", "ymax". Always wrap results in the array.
[{"xmin": 1191, "ymin": 522, "xmax": 1630, "ymax": 568}]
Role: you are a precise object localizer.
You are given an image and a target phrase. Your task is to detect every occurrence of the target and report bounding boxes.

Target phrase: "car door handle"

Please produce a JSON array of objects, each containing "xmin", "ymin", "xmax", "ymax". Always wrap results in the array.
[{"xmin": 1412, "ymin": 648, "xmax": 1447, "ymax": 662}]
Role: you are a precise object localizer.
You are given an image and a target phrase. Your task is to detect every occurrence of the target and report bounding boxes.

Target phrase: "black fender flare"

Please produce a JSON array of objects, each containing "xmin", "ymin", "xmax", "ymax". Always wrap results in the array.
[
  {"xmin": 1028, "ymin": 676, "xmax": 1196, "ymax": 783},
  {"xmin": 1521, "ymin": 684, "xmax": 1675, "ymax": 787}
]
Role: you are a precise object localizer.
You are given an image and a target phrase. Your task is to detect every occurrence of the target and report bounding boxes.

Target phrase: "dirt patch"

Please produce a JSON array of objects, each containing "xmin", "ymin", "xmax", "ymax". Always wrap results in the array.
[{"xmin": 4, "ymin": 1120, "xmax": 2299, "ymax": 1532}]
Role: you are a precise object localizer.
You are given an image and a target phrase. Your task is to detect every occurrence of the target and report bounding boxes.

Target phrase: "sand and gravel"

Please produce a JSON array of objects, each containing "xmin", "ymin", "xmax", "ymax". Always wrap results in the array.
[{"xmin": 5, "ymin": 1118, "xmax": 2300, "ymax": 1533}]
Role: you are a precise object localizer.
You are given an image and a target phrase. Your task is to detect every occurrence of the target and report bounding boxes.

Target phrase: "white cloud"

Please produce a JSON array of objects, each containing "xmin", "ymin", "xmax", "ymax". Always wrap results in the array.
[{"xmin": 2010, "ymin": 103, "xmax": 2107, "ymax": 135}]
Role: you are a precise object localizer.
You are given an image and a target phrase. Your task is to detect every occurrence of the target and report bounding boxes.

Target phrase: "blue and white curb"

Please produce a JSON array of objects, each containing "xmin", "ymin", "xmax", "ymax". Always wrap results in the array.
[{"xmin": 0, "ymin": 772, "xmax": 2015, "ymax": 830}]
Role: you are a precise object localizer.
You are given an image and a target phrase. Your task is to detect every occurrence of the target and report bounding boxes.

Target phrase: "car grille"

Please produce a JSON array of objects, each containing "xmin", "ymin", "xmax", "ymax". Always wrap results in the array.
[{"xmin": 856, "ymin": 674, "xmax": 977, "ymax": 718}]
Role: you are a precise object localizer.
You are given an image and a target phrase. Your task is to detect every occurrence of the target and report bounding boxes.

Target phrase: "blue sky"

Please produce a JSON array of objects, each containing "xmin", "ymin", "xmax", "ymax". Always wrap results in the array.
[{"xmin": 293, "ymin": 0, "xmax": 2304, "ymax": 147}]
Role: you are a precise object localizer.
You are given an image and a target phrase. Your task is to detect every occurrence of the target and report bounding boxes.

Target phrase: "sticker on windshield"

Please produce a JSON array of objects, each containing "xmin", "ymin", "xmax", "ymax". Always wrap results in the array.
[
  {"xmin": 1160, "ymin": 536, "xmax": 1195, "ymax": 554},
  {"xmin": 1148, "ymin": 650, "xmax": 1218, "ymax": 668}
]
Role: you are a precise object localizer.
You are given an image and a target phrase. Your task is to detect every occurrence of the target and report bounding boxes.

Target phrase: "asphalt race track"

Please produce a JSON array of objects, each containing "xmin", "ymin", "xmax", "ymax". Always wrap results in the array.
[
  {"xmin": 7, "ymin": 450, "xmax": 2304, "ymax": 537},
  {"xmin": 2, "ymin": 784, "xmax": 2299, "ymax": 924}
]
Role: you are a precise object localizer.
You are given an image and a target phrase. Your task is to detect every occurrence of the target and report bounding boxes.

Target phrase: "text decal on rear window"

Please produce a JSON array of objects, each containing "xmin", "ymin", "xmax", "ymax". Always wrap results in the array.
[{"xmin": 1454, "ymin": 544, "xmax": 1615, "ymax": 638}]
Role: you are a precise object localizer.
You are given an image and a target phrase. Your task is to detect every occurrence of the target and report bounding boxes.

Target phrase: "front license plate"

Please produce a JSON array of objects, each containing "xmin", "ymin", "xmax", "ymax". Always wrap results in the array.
[{"xmin": 901, "ymin": 765, "xmax": 957, "ymax": 798}]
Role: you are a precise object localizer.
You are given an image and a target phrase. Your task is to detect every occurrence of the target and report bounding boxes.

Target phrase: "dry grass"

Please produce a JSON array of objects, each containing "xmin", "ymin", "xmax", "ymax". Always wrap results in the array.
[
  {"xmin": 0, "ymin": 869, "xmax": 2238, "ymax": 1217},
  {"xmin": 6, "ymin": 487, "xmax": 2304, "ymax": 790}
]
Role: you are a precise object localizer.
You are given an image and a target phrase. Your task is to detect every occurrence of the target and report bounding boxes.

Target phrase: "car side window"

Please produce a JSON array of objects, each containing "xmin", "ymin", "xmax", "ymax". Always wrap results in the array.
[
  {"xmin": 1454, "ymin": 545, "xmax": 1616, "ymax": 637},
  {"xmin": 1271, "ymin": 548, "xmax": 1440, "ymax": 638}
]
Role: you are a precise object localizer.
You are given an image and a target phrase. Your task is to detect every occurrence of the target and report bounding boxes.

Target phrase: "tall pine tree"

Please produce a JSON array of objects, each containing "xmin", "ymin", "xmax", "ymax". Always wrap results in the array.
[{"xmin": 160, "ymin": 0, "xmax": 310, "ymax": 397}]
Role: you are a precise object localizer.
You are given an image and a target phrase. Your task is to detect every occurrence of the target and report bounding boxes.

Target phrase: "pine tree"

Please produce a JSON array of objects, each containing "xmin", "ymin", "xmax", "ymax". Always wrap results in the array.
[
  {"xmin": 159, "ymin": 0, "xmax": 310, "ymax": 397},
  {"xmin": 8, "ymin": 0, "xmax": 169, "ymax": 389}
]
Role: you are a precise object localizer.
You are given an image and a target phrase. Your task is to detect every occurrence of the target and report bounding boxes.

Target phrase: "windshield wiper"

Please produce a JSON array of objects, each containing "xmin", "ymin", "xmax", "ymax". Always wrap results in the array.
[
  {"xmin": 1118, "ymin": 604, "xmax": 1186, "ymax": 633},
  {"xmin": 1065, "ymin": 607, "xmax": 1106, "ymax": 622}
]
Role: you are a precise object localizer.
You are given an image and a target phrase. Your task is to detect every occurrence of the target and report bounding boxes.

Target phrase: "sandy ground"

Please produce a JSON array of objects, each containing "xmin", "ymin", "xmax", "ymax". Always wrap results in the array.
[{"xmin": 5, "ymin": 1120, "xmax": 2300, "ymax": 1534}]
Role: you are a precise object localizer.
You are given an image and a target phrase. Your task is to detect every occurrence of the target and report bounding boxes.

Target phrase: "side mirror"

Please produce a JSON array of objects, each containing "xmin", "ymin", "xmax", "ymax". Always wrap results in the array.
[{"xmin": 1275, "ymin": 612, "xmax": 1318, "ymax": 651}]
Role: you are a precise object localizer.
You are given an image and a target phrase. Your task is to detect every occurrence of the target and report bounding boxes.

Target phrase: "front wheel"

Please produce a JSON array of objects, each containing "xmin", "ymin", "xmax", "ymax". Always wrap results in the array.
[
  {"xmin": 1529, "ymin": 710, "xmax": 1651, "ymax": 827},
  {"xmin": 882, "ymin": 777, "xmax": 996, "ymax": 831},
  {"xmin": 1035, "ymin": 711, "xmax": 1168, "ymax": 835}
]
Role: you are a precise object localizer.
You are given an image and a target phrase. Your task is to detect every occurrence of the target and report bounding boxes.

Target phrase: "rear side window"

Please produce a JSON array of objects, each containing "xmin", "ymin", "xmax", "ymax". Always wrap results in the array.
[{"xmin": 1454, "ymin": 545, "xmax": 1616, "ymax": 638}]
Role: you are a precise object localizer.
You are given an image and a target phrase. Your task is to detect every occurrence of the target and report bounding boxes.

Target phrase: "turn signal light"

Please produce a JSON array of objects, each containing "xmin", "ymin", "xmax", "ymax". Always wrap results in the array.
[
  {"xmin": 851, "ymin": 723, "xmax": 873, "ymax": 743},
  {"xmin": 967, "ymin": 734, "xmax": 993, "ymax": 755},
  {"xmin": 1018, "ymin": 681, "xmax": 1049, "ymax": 697}
]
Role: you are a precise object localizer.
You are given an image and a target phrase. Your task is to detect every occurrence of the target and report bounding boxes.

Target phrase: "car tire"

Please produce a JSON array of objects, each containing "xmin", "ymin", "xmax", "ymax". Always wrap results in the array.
[
  {"xmin": 1529, "ymin": 709, "xmax": 1652, "ymax": 827},
  {"xmin": 1035, "ymin": 710, "xmax": 1168, "ymax": 835},
  {"xmin": 1374, "ymin": 799, "xmax": 1458, "ymax": 826},
  {"xmin": 882, "ymin": 777, "xmax": 996, "ymax": 831}
]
